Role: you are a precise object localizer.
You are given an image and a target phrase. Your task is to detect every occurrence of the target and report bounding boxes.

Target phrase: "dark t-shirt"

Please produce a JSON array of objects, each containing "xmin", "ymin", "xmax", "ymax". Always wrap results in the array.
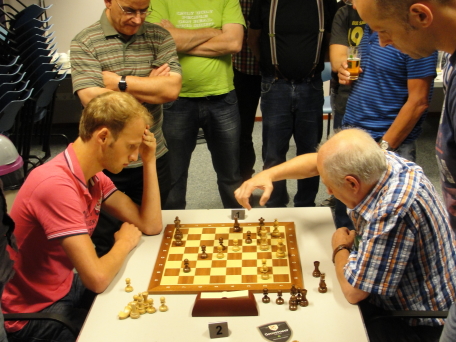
[{"xmin": 249, "ymin": 0, "xmax": 337, "ymax": 80}]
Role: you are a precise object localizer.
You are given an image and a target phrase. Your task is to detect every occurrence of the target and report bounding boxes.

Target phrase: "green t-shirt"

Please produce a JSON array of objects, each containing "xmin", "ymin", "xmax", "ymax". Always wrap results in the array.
[{"xmin": 148, "ymin": 0, "xmax": 245, "ymax": 97}]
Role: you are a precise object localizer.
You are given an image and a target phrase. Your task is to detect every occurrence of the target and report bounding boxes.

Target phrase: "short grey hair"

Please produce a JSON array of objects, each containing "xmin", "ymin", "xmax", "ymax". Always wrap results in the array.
[{"xmin": 318, "ymin": 128, "xmax": 387, "ymax": 187}]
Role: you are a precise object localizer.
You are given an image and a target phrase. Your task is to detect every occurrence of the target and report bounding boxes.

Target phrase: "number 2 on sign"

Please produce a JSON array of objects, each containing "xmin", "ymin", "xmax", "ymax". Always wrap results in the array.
[{"xmin": 208, "ymin": 322, "xmax": 229, "ymax": 338}]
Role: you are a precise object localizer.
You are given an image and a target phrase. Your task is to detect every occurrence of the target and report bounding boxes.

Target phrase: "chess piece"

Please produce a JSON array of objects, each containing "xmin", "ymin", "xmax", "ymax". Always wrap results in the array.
[
  {"xmin": 271, "ymin": 219, "xmax": 280, "ymax": 238},
  {"xmin": 300, "ymin": 289, "xmax": 309, "ymax": 307},
  {"xmin": 217, "ymin": 245, "xmax": 224, "ymax": 259},
  {"xmin": 219, "ymin": 237, "xmax": 226, "ymax": 251},
  {"xmin": 289, "ymin": 295, "xmax": 298, "ymax": 311},
  {"xmin": 276, "ymin": 239, "xmax": 285, "ymax": 258},
  {"xmin": 233, "ymin": 217, "xmax": 241, "ymax": 232},
  {"xmin": 259, "ymin": 224, "xmax": 268, "ymax": 236},
  {"xmin": 232, "ymin": 239, "xmax": 240, "ymax": 252},
  {"xmin": 118, "ymin": 305, "xmax": 131, "ymax": 319},
  {"xmin": 137, "ymin": 295, "xmax": 146, "ymax": 314},
  {"xmin": 200, "ymin": 245, "xmax": 208, "ymax": 259},
  {"xmin": 259, "ymin": 217, "xmax": 265, "ymax": 227},
  {"xmin": 159, "ymin": 296, "xmax": 168, "ymax": 312},
  {"xmin": 146, "ymin": 298, "xmax": 156, "ymax": 314},
  {"xmin": 313, "ymin": 261, "xmax": 321, "ymax": 278},
  {"xmin": 262, "ymin": 288, "xmax": 270, "ymax": 303},
  {"xmin": 129, "ymin": 302, "xmax": 140, "ymax": 319},
  {"xmin": 260, "ymin": 231, "xmax": 269, "ymax": 251},
  {"xmin": 290, "ymin": 284, "xmax": 297, "ymax": 296},
  {"xmin": 261, "ymin": 258, "xmax": 269, "ymax": 280},
  {"xmin": 174, "ymin": 227, "xmax": 182, "ymax": 240},
  {"xmin": 174, "ymin": 216, "xmax": 181, "ymax": 228},
  {"xmin": 318, "ymin": 273, "xmax": 327, "ymax": 293},
  {"xmin": 276, "ymin": 290, "xmax": 284, "ymax": 305},
  {"xmin": 175, "ymin": 234, "xmax": 183, "ymax": 246},
  {"xmin": 245, "ymin": 231, "xmax": 252, "ymax": 244},
  {"xmin": 125, "ymin": 278, "xmax": 133, "ymax": 292},
  {"xmin": 183, "ymin": 259, "xmax": 191, "ymax": 273},
  {"xmin": 296, "ymin": 288, "xmax": 302, "ymax": 305}
]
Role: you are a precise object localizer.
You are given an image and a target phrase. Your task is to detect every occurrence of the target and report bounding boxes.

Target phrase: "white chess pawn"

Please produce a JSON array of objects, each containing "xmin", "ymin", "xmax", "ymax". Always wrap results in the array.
[
  {"xmin": 276, "ymin": 239, "xmax": 286, "ymax": 258},
  {"xmin": 217, "ymin": 245, "xmax": 224, "ymax": 259},
  {"xmin": 159, "ymin": 296, "xmax": 168, "ymax": 312},
  {"xmin": 232, "ymin": 239, "xmax": 240, "ymax": 252},
  {"xmin": 130, "ymin": 302, "xmax": 140, "ymax": 319},
  {"xmin": 146, "ymin": 298, "xmax": 156, "ymax": 314}
]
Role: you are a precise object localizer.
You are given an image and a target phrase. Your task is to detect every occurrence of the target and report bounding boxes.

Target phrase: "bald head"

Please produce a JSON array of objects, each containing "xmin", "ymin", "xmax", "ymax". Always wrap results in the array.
[{"xmin": 318, "ymin": 129, "xmax": 387, "ymax": 187}]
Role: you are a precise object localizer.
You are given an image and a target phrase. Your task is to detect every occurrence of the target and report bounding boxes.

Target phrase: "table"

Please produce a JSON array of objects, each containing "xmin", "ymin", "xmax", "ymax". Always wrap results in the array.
[{"xmin": 77, "ymin": 208, "xmax": 368, "ymax": 342}]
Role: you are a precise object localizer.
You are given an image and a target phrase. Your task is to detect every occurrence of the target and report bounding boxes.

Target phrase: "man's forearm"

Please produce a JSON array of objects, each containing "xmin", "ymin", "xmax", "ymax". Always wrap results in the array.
[
  {"xmin": 124, "ymin": 73, "xmax": 182, "ymax": 104},
  {"xmin": 164, "ymin": 26, "xmax": 222, "ymax": 53},
  {"xmin": 266, "ymin": 153, "xmax": 320, "ymax": 182}
]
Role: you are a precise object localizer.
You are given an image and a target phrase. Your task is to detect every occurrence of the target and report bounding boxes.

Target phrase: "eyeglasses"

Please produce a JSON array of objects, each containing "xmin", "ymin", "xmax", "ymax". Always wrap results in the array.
[{"xmin": 114, "ymin": 0, "xmax": 152, "ymax": 18}]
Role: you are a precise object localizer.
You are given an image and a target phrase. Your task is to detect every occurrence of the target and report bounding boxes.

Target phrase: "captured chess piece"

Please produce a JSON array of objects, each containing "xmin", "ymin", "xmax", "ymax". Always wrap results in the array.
[
  {"xmin": 232, "ymin": 239, "xmax": 240, "ymax": 252},
  {"xmin": 125, "ymin": 278, "xmax": 133, "ymax": 292},
  {"xmin": 289, "ymin": 294, "xmax": 298, "ymax": 311},
  {"xmin": 200, "ymin": 245, "xmax": 208, "ymax": 259},
  {"xmin": 146, "ymin": 298, "xmax": 156, "ymax": 314},
  {"xmin": 217, "ymin": 245, "xmax": 224, "ymax": 259},
  {"xmin": 262, "ymin": 288, "xmax": 270, "ymax": 303},
  {"xmin": 261, "ymin": 258, "xmax": 269, "ymax": 280},
  {"xmin": 271, "ymin": 219, "xmax": 280, "ymax": 238},
  {"xmin": 276, "ymin": 238, "xmax": 285, "ymax": 258},
  {"xmin": 159, "ymin": 296, "xmax": 168, "ymax": 312},
  {"xmin": 299, "ymin": 289, "xmax": 309, "ymax": 307},
  {"xmin": 296, "ymin": 288, "xmax": 302, "ymax": 305},
  {"xmin": 233, "ymin": 217, "xmax": 241, "ymax": 232},
  {"xmin": 313, "ymin": 261, "xmax": 321, "ymax": 278},
  {"xmin": 290, "ymin": 284, "xmax": 297, "ymax": 296},
  {"xmin": 318, "ymin": 273, "xmax": 327, "ymax": 293},
  {"xmin": 130, "ymin": 302, "xmax": 140, "ymax": 319},
  {"xmin": 183, "ymin": 258, "xmax": 191, "ymax": 273},
  {"xmin": 137, "ymin": 295, "xmax": 146, "ymax": 315},
  {"xmin": 276, "ymin": 290, "xmax": 284, "ymax": 305},
  {"xmin": 118, "ymin": 305, "xmax": 131, "ymax": 319},
  {"xmin": 245, "ymin": 230, "xmax": 252, "ymax": 244}
]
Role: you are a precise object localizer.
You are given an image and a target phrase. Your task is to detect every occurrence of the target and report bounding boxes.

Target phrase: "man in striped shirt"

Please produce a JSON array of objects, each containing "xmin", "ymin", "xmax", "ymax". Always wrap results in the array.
[
  {"xmin": 71, "ymin": 0, "xmax": 182, "ymax": 256},
  {"xmin": 235, "ymin": 128, "xmax": 456, "ymax": 341}
]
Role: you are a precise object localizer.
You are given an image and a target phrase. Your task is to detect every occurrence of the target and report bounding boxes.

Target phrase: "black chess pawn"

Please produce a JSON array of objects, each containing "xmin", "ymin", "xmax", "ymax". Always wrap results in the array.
[
  {"xmin": 276, "ymin": 290, "xmax": 284, "ymax": 305},
  {"xmin": 200, "ymin": 245, "xmax": 207, "ymax": 259},
  {"xmin": 296, "ymin": 288, "xmax": 302, "ymax": 305},
  {"xmin": 318, "ymin": 273, "xmax": 327, "ymax": 293},
  {"xmin": 289, "ymin": 295, "xmax": 298, "ymax": 311},
  {"xmin": 300, "ymin": 289, "xmax": 309, "ymax": 307},
  {"xmin": 245, "ymin": 231, "xmax": 252, "ymax": 244},
  {"xmin": 174, "ymin": 216, "xmax": 181, "ymax": 228},
  {"xmin": 262, "ymin": 288, "xmax": 270, "ymax": 303},
  {"xmin": 219, "ymin": 237, "xmax": 226, "ymax": 251},
  {"xmin": 313, "ymin": 261, "xmax": 321, "ymax": 278},
  {"xmin": 183, "ymin": 259, "xmax": 190, "ymax": 273},
  {"xmin": 175, "ymin": 234, "xmax": 183, "ymax": 246},
  {"xmin": 233, "ymin": 217, "xmax": 241, "ymax": 232}
]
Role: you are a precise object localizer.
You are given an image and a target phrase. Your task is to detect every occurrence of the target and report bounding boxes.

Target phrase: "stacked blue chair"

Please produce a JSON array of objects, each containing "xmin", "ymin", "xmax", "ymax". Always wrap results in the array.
[{"xmin": 0, "ymin": 1, "xmax": 68, "ymax": 175}]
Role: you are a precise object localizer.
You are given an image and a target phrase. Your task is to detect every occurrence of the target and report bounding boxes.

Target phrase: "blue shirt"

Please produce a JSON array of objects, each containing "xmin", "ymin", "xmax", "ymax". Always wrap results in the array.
[
  {"xmin": 346, "ymin": 152, "xmax": 456, "ymax": 326},
  {"xmin": 343, "ymin": 25, "xmax": 437, "ymax": 143}
]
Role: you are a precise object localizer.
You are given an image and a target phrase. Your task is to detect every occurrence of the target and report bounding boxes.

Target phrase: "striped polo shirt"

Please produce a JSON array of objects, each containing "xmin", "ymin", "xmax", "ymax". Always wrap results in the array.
[
  {"xmin": 70, "ymin": 10, "xmax": 182, "ymax": 165},
  {"xmin": 343, "ymin": 25, "xmax": 437, "ymax": 143},
  {"xmin": 346, "ymin": 152, "xmax": 456, "ymax": 326}
]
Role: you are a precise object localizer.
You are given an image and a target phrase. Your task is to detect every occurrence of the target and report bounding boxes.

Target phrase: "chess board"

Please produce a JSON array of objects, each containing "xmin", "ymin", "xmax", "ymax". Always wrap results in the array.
[{"xmin": 148, "ymin": 220, "xmax": 304, "ymax": 294}]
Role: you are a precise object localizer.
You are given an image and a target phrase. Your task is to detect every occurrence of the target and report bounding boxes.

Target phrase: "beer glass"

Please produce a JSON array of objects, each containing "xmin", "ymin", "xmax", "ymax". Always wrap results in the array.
[{"xmin": 347, "ymin": 46, "xmax": 361, "ymax": 80}]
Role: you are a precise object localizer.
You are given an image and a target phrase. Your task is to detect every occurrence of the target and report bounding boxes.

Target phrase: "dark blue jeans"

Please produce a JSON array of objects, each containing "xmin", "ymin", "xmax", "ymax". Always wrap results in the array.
[
  {"xmin": 261, "ymin": 75, "xmax": 324, "ymax": 207},
  {"xmin": 8, "ymin": 274, "xmax": 93, "ymax": 342},
  {"xmin": 162, "ymin": 91, "xmax": 243, "ymax": 209}
]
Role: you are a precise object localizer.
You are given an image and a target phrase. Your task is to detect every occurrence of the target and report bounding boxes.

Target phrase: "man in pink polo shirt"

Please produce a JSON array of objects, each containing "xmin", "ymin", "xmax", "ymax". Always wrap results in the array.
[{"xmin": 2, "ymin": 92, "xmax": 163, "ymax": 342}]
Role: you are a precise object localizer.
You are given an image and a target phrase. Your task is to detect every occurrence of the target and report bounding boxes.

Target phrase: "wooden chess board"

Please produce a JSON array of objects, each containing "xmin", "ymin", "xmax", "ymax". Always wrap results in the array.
[{"xmin": 148, "ymin": 221, "xmax": 304, "ymax": 294}]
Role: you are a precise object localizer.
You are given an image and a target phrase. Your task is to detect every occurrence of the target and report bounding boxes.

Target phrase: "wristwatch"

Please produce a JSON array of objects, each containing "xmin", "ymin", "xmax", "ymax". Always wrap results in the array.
[
  {"xmin": 332, "ymin": 244, "xmax": 352, "ymax": 264},
  {"xmin": 118, "ymin": 75, "xmax": 127, "ymax": 92},
  {"xmin": 380, "ymin": 140, "xmax": 395, "ymax": 151}
]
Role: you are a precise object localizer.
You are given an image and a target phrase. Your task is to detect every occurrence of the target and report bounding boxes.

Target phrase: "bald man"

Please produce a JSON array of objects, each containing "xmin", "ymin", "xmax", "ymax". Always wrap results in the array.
[{"xmin": 235, "ymin": 128, "xmax": 456, "ymax": 342}]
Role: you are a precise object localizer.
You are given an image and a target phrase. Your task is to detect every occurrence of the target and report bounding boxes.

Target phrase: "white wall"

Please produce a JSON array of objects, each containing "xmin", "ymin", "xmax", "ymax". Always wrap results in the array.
[{"xmin": 5, "ymin": 0, "xmax": 105, "ymax": 53}]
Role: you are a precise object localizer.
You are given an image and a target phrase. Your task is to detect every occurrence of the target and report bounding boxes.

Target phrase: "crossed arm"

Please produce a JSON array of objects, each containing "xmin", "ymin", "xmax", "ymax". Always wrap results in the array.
[
  {"xmin": 77, "ymin": 64, "xmax": 182, "ymax": 107},
  {"xmin": 157, "ymin": 20, "xmax": 244, "ymax": 57}
]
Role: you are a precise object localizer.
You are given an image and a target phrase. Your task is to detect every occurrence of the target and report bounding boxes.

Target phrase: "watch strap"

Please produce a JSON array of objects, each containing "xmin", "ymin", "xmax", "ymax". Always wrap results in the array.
[
  {"xmin": 332, "ymin": 244, "xmax": 352, "ymax": 264},
  {"xmin": 118, "ymin": 75, "xmax": 127, "ymax": 92}
]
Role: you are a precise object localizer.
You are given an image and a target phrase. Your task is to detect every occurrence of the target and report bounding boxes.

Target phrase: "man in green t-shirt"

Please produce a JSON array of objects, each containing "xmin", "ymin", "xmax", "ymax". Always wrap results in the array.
[{"xmin": 148, "ymin": 0, "xmax": 245, "ymax": 209}]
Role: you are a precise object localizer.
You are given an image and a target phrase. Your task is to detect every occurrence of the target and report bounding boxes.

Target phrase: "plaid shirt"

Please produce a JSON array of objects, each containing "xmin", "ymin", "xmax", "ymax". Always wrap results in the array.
[
  {"xmin": 346, "ymin": 152, "xmax": 456, "ymax": 326},
  {"xmin": 232, "ymin": 0, "xmax": 260, "ymax": 75}
]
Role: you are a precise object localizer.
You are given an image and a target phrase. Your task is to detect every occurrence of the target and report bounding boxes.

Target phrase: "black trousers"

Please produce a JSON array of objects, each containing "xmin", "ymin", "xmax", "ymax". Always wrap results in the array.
[{"xmin": 91, "ymin": 153, "xmax": 170, "ymax": 257}]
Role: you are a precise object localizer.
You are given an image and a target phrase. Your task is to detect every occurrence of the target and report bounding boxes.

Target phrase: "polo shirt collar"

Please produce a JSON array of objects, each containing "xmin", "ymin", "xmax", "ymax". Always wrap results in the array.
[
  {"xmin": 63, "ymin": 143, "xmax": 99, "ymax": 192},
  {"xmin": 99, "ymin": 9, "xmax": 145, "ymax": 39}
]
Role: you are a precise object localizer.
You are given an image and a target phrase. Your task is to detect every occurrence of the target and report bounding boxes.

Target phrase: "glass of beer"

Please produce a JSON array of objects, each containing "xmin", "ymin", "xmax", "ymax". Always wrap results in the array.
[{"xmin": 347, "ymin": 46, "xmax": 361, "ymax": 80}]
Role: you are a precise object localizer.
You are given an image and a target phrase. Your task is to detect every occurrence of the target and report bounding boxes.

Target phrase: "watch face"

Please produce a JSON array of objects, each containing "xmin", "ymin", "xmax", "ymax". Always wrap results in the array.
[
  {"xmin": 380, "ymin": 141, "xmax": 389, "ymax": 150},
  {"xmin": 118, "ymin": 77, "xmax": 127, "ymax": 91}
]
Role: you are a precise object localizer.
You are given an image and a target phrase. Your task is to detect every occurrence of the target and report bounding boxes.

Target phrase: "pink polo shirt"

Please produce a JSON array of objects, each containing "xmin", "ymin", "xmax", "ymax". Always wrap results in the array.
[{"xmin": 2, "ymin": 144, "xmax": 116, "ymax": 332}]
